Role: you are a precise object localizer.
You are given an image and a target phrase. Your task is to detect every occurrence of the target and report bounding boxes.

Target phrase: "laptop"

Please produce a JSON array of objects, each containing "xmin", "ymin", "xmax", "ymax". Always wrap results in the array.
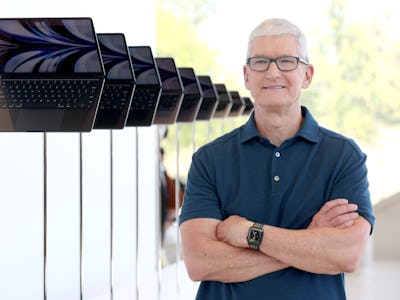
[
  {"xmin": 125, "ymin": 46, "xmax": 161, "ymax": 127},
  {"xmin": 0, "ymin": 17, "xmax": 105, "ymax": 132},
  {"xmin": 196, "ymin": 75, "xmax": 219, "ymax": 121},
  {"xmin": 227, "ymin": 90, "xmax": 245, "ymax": 117},
  {"xmin": 153, "ymin": 57, "xmax": 184, "ymax": 125},
  {"xmin": 176, "ymin": 67, "xmax": 202, "ymax": 122},
  {"xmin": 213, "ymin": 83, "xmax": 232, "ymax": 119},
  {"xmin": 93, "ymin": 33, "xmax": 135, "ymax": 129},
  {"xmin": 241, "ymin": 96, "xmax": 254, "ymax": 116}
]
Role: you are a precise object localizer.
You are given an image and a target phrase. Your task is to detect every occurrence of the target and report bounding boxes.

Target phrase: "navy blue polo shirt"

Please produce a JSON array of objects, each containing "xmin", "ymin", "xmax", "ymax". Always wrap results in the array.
[{"xmin": 179, "ymin": 106, "xmax": 375, "ymax": 300}]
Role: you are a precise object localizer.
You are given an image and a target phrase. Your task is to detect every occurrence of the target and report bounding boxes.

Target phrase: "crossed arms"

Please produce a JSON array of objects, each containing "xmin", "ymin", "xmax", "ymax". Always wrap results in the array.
[{"xmin": 180, "ymin": 198, "xmax": 371, "ymax": 283}]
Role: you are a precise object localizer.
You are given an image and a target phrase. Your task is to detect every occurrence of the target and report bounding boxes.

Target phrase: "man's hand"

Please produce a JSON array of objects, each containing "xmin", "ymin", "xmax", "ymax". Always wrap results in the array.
[
  {"xmin": 216, "ymin": 215, "xmax": 253, "ymax": 248},
  {"xmin": 308, "ymin": 198, "xmax": 359, "ymax": 229}
]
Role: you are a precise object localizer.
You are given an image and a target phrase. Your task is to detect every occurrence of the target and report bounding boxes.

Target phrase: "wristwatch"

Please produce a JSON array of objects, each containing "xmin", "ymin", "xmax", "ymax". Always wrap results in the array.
[{"xmin": 247, "ymin": 222, "xmax": 264, "ymax": 250}]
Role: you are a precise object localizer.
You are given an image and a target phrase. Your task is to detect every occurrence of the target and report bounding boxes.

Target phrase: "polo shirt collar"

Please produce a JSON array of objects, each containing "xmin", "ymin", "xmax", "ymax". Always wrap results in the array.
[{"xmin": 240, "ymin": 106, "xmax": 319, "ymax": 144}]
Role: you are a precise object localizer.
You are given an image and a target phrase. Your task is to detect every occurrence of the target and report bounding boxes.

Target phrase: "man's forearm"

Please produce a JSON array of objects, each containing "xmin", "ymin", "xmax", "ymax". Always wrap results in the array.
[
  {"xmin": 259, "ymin": 218, "xmax": 371, "ymax": 274},
  {"xmin": 181, "ymin": 219, "xmax": 288, "ymax": 283},
  {"xmin": 188, "ymin": 240, "xmax": 287, "ymax": 283}
]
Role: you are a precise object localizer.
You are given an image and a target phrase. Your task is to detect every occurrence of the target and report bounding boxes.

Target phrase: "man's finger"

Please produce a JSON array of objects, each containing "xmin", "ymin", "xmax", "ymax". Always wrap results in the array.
[
  {"xmin": 326, "ymin": 204, "xmax": 358, "ymax": 222},
  {"xmin": 336, "ymin": 219, "xmax": 355, "ymax": 229},
  {"xmin": 318, "ymin": 198, "xmax": 349, "ymax": 214},
  {"xmin": 330, "ymin": 212, "xmax": 359, "ymax": 227}
]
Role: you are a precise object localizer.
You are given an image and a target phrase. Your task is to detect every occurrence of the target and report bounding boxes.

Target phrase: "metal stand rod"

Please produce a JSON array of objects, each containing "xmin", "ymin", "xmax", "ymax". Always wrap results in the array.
[
  {"xmin": 157, "ymin": 127, "xmax": 162, "ymax": 300},
  {"xmin": 43, "ymin": 133, "xmax": 47, "ymax": 300},
  {"xmin": 110, "ymin": 130, "xmax": 114, "ymax": 300},
  {"xmin": 135, "ymin": 127, "xmax": 139, "ymax": 300},
  {"xmin": 175, "ymin": 124, "xmax": 181, "ymax": 298},
  {"xmin": 192, "ymin": 122, "xmax": 196, "ymax": 153},
  {"xmin": 207, "ymin": 121, "xmax": 211, "ymax": 143},
  {"xmin": 79, "ymin": 133, "xmax": 83, "ymax": 300}
]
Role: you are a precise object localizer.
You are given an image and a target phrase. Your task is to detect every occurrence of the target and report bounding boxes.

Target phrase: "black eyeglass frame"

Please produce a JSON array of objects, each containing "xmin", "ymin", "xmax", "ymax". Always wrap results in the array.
[{"xmin": 246, "ymin": 56, "xmax": 308, "ymax": 72}]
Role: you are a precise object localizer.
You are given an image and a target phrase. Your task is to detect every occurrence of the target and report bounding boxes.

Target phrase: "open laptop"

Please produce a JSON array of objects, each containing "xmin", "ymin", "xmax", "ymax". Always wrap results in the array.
[
  {"xmin": 176, "ymin": 67, "xmax": 202, "ymax": 122},
  {"xmin": 227, "ymin": 90, "xmax": 245, "ymax": 117},
  {"xmin": 0, "ymin": 17, "xmax": 105, "ymax": 132},
  {"xmin": 93, "ymin": 33, "xmax": 135, "ymax": 129},
  {"xmin": 196, "ymin": 75, "xmax": 219, "ymax": 121},
  {"xmin": 125, "ymin": 46, "xmax": 161, "ymax": 127},
  {"xmin": 241, "ymin": 96, "xmax": 254, "ymax": 116},
  {"xmin": 213, "ymin": 83, "xmax": 233, "ymax": 119},
  {"xmin": 153, "ymin": 57, "xmax": 184, "ymax": 124}
]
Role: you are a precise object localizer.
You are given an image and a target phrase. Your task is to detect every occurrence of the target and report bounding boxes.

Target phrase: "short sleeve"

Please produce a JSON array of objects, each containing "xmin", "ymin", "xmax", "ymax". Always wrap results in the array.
[
  {"xmin": 179, "ymin": 150, "xmax": 223, "ymax": 225},
  {"xmin": 329, "ymin": 144, "xmax": 375, "ymax": 232}
]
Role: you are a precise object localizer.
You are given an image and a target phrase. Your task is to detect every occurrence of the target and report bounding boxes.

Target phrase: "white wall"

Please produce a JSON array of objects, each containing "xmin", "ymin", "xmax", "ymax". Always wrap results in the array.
[
  {"xmin": 373, "ymin": 192, "xmax": 400, "ymax": 261},
  {"xmin": 0, "ymin": 1, "xmax": 160, "ymax": 299}
]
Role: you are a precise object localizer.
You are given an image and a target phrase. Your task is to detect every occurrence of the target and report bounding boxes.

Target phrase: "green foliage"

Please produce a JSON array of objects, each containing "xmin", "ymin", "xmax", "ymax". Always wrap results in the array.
[
  {"xmin": 159, "ymin": 0, "xmax": 216, "ymax": 25},
  {"xmin": 304, "ymin": 0, "xmax": 400, "ymax": 142},
  {"xmin": 156, "ymin": 1, "xmax": 218, "ymax": 74}
]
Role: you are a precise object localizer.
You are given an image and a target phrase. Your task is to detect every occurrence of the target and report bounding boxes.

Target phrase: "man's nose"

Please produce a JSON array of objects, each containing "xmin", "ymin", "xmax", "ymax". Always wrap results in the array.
[{"xmin": 265, "ymin": 61, "xmax": 281, "ymax": 77}]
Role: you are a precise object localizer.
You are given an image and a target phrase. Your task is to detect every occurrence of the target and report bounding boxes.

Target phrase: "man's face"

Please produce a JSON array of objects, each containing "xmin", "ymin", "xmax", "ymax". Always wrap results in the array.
[{"xmin": 243, "ymin": 34, "xmax": 313, "ymax": 110}]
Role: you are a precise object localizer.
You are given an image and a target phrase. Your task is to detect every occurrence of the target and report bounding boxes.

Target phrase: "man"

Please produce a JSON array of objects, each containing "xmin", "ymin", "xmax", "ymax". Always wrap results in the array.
[{"xmin": 179, "ymin": 18, "xmax": 374, "ymax": 300}]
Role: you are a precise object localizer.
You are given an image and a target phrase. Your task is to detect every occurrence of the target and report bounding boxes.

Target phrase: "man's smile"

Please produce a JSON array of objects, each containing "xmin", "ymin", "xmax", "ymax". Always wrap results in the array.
[{"xmin": 263, "ymin": 85, "xmax": 286, "ymax": 89}]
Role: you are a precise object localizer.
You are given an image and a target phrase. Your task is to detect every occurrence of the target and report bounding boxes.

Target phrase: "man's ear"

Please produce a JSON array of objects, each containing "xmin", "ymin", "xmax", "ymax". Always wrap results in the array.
[
  {"xmin": 302, "ymin": 64, "xmax": 314, "ymax": 89},
  {"xmin": 243, "ymin": 65, "xmax": 250, "ymax": 90}
]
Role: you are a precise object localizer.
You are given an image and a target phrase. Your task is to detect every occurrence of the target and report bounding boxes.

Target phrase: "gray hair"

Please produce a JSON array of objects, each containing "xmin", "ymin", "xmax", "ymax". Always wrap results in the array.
[{"xmin": 246, "ymin": 18, "xmax": 309, "ymax": 62}]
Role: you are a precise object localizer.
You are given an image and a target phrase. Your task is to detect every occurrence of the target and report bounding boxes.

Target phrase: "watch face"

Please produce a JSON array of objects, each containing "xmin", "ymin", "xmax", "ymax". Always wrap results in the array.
[
  {"xmin": 250, "ymin": 229, "xmax": 261, "ymax": 241},
  {"xmin": 247, "ymin": 226, "xmax": 264, "ymax": 249}
]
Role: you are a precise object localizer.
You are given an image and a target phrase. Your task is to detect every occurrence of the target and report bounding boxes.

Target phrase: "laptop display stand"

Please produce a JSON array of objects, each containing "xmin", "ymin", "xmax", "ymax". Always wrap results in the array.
[{"xmin": 43, "ymin": 133, "xmax": 47, "ymax": 300}]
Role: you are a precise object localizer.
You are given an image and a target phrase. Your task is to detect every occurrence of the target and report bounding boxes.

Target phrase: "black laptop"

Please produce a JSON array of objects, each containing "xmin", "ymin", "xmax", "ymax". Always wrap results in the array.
[
  {"xmin": 0, "ymin": 17, "xmax": 105, "ymax": 132},
  {"xmin": 241, "ymin": 96, "xmax": 254, "ymax": 116},
  {"xmin": 176, "ymin": 67, "xmax": 202, "ymax": 122},
  {"xmin": 213, "ymin": 83, "xmax": 232, "ymax": 119},
  {"xmin": 196, "ymin": 75, "xmax": 219, "ymax": 121},
  {"xmin": 93, "ymin": 33, "xmax": 135, "ymax": 129},
  {"xmin": 153, "ymin": 57, "xmax": 184, "ymax": 125},
  {"xmin": 227, "ymin": 90, "xmax": 245, "ymax": 117},
  {"xmin": 125, "ymin": 46, "xmax": 161, "ymax": 127}
]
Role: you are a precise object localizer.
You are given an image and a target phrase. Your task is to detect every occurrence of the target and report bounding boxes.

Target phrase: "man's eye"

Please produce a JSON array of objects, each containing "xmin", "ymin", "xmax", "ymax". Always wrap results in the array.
[
  {"xmin": 279, "ymin": 58, "xmax": 296, "ymax": 64},
  {"xmin": 254, "ymin": 59, "xmax": 268, "ymax": 65}
]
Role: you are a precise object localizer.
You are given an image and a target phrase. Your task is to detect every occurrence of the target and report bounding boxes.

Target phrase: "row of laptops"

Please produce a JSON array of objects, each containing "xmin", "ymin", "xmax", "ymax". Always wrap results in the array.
[{"xmin": 0, "ymin": 17, "xmax": 254, "ymax": 132}]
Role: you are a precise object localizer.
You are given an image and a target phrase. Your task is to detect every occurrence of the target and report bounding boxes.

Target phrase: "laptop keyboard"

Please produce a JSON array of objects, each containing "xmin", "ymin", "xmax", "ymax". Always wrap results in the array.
[
  {"xmin": 158, "ymin": 94, "xmax": 181, "ymax": 111},
  {"xmin": 130, "ymin": 87, "xmax": 159, "ymax": 111},
  {"xmin": 181, "ymin": 94, "xmax": 200, "ymax": 109},
  {"xmin": 99, "ymin": 84, "xmax": 132, "ymax": 110},
  {"xmin": 0, "ymin": 79, "xmax": 101, "ymax": 109}
]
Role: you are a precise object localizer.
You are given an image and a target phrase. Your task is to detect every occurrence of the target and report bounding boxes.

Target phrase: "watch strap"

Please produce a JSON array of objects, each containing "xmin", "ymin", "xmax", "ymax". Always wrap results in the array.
[{"xmin": 254, "ymin": 222, "xmax": 263, "ymax": 229}]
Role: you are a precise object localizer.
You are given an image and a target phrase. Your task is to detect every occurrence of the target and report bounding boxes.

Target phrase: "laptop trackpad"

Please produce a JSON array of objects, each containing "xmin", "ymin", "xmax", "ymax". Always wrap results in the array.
[{"xmin": 15, "ymin": 110, "xmax": 64, "ymax": 131}]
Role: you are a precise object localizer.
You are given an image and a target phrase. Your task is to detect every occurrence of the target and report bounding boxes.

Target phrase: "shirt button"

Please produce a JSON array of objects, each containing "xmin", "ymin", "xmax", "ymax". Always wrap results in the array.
[
  {"xmin": 274, "ymin": 175, "xmax": 280, "ymax": 182},
  {"xmin": 275, "ymin": 152, "xmax": 281, "ymax": 158}
]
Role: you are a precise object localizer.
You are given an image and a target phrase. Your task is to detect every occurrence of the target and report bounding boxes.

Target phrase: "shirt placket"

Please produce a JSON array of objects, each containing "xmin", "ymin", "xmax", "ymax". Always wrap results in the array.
[{"xmin": 271, "ymin": 148, "xmax": 284, "ymax": 193}]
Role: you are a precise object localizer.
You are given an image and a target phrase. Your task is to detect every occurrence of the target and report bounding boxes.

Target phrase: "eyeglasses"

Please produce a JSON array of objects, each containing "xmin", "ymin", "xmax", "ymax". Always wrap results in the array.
[{"xmin": 246, "ymin": 56, "xmax": 308, "ymax": 72}]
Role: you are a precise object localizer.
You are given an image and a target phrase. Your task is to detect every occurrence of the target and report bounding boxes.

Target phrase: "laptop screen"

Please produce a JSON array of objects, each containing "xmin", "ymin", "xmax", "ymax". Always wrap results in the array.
[
  {"xmin": 228, "ymin": 90, "xmax": 245, "ymax": 116},
  {"xmin": 0, "ymin": 18, "xmax": 104, "ymax": 75},
  {"xmin": 97, "ymin": 33, "xmax": 134, "ymax": 80},
  {"xmin": 129, "ymin": 46, "xmax": 159, "ymax": 85},
  {"xmin": 214, "ymin": 83, "xmax": 231, "ymax": 104},
  {"xmin": 155, "ymin": 57, "xmax": 182, "ymax": 91},
  {"xmin": 213, "ymin": 83, "xmax": 232, "ymax": 118},
  {"xmin": 198, "ymin": 76, "xmax": 217, "ymax": 98},
  {"xmin": 179, "ymin": 67, "xmax": 201, "ymax": 96}
]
